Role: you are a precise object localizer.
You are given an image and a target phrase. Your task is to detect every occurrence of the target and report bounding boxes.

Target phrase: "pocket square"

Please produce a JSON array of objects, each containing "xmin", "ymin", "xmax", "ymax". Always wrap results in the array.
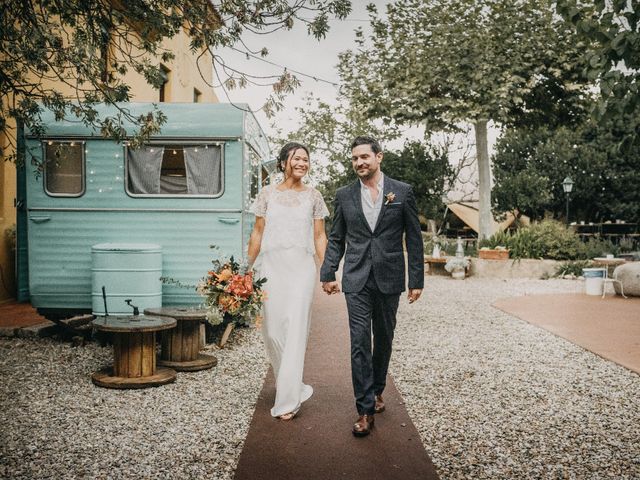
[{"xmin": 387, "ymin": 202, "xmax": 403, "ymax": 206}]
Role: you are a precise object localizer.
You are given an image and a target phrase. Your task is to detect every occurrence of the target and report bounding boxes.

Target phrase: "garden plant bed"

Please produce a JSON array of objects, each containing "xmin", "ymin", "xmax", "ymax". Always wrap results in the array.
[{"xmin": 479, "ymin": 248, "xmax": 510, "ymax": 260}]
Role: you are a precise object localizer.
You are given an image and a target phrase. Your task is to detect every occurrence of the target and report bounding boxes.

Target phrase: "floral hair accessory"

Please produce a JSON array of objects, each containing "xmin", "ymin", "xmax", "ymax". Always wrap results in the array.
[{"xmin": 384, "ymin": 192, "xmax": 396, "ymax": 205}]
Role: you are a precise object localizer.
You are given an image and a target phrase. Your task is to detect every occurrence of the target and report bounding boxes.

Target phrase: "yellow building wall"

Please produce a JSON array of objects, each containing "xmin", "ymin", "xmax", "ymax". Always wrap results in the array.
[
  {"xmin": 0, "ymin": 125, "xmax": 17, "ymax": 304},
  {"xmin": 0, "ymin": 25, "xmax": 218, "ymax": 303}
]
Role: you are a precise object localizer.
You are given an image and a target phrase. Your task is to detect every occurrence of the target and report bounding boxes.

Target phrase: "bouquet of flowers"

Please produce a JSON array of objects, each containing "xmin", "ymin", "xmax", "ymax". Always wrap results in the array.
[
  {"xmin": 197, "ymin": 254, "xmax": 267, "ymax": 327},
  {"xmin": 444, "ymin": 256, "xmax": 470, "ymax": 272}
]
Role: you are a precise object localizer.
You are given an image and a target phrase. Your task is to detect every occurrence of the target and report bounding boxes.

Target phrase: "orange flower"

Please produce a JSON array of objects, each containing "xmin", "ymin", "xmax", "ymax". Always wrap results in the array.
[
  {"xmin": 228, "ymin": 273, "xmax": 254, "ymax": 299},
  {"xmin": 216, "ymin": 267, "xmax": 233, "ymax": 282},
  {"xmin": 218, "ymin": 293, "xmax": 239, "ymax": 313}
]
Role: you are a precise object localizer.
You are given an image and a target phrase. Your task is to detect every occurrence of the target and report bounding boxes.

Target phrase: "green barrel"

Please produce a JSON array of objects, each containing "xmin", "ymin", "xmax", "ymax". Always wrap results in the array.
[{"xmin": 91, "ymin": 243, "xmax": 162, "ymax": 315}]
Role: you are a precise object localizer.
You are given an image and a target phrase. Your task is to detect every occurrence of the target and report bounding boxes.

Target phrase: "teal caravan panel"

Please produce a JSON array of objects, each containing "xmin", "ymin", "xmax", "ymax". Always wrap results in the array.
[
  {"xmin": 91, "ymin": 243, "xmax": 162, "ymax": 315},
  {"xmin": 22, "ymin": 103, "xmax": 269, "ymax": 317}
]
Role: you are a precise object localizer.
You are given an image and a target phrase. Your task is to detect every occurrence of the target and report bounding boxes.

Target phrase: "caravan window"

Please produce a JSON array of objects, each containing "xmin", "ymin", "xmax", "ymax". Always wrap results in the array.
[
  {"xmin": 126, "ymin": 144, "xmax": 223, "ymax": 197},
  {"xmin": 43, "ymin": 141, "xmax": 85, "ymax": 197}
]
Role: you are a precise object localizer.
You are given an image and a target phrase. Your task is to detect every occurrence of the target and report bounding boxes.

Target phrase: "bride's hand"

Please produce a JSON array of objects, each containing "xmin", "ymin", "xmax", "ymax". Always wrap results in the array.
[{"xmin": 322, "ymin": 281, "xmax": 340, "ymax": 295}]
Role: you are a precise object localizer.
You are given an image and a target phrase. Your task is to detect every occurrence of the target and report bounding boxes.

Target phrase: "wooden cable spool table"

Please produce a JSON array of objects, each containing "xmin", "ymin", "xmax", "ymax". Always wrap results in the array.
[
  {"xmin": 91, "ymin": 315, "xmax": 177, "ymax": 389},
  {"xmin": 144, "ymin": 307, "xmax": 218, "ymax": 372}
]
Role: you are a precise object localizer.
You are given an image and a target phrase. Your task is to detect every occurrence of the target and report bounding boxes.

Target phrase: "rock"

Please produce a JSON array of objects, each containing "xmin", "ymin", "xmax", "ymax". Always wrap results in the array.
[{"xmin": 612, "ymin": 262, "xmax": 640, "ymax": 297}]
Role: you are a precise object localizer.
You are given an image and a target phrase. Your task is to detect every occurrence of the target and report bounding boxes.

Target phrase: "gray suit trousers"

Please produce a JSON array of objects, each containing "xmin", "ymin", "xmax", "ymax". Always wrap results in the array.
[{"xmin": 344, "ymin": 271, "xmax": 400, "ymax": 416}]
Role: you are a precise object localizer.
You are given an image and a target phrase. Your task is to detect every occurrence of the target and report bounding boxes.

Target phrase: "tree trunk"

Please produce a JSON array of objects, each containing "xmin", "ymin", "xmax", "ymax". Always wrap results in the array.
[{"xmin": 473, "ymin": 120, "xmax": 492, "ymax": 241}]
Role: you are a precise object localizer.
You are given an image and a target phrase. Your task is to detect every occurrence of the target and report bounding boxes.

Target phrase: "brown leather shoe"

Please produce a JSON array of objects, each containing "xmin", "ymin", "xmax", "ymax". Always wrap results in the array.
[
  {"xmin": 374, "ymin": 395, "xmax": 385, "ymax": 414},
  {"xmin": 352, "ymin": 414, "xmax": 374, "ymax": 437}
]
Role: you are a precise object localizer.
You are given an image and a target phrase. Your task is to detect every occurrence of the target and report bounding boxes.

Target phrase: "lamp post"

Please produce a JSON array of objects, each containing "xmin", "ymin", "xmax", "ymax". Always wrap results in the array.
[{"xmin": 562, "ymin": 176, "xmax": 574, "ymax": 225}]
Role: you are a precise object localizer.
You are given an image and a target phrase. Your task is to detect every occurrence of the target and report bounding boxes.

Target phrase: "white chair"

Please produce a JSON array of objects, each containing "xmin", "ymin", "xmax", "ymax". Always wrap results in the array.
[{"xmin": 602, "ymin": 268, "xmax": 627, "ymax": 298}]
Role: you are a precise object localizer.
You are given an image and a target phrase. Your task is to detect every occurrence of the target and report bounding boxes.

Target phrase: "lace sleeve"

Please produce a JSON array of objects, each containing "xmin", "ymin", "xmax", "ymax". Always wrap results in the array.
[
  {"xmin": 250, "ymin": 185, "xmax": 270, "ymax": 217},
  {"xmin": 312, "ymin": 189, "xmax": 330, "ymax": 219}
]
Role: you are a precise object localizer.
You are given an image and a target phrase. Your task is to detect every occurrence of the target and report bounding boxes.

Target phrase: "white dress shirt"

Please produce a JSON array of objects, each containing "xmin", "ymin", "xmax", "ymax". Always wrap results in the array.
[{"xmin": 360, "ymin": 173, "xmax": 384, "ymax": 231}]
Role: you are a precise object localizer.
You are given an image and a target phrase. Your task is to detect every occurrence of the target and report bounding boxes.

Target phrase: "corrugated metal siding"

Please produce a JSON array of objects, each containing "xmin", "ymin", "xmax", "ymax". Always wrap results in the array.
[
  {"xmin": 26, "ymin": 103, "xmax": 247, "ymax": 139},
  {"xmin": 23, "ymin": 103, "xmax": 268, "ymax": 312},
  {"xmin": 27, "ymin": 210, "xmax": 243, "ymax": 309},
  {"xmin": 25, "ymin": 139, "xmax": 243, "ymax": 210}
]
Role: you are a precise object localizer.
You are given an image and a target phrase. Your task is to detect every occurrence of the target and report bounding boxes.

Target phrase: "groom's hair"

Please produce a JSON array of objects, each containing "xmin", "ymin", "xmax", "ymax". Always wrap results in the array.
[
  {"xmin": 276, "ymin": 142, "xmax": 310, "ymax": 173},
  {"xmin": 351, "ymin": 136, "xmax": 382, "ymax": 154}
]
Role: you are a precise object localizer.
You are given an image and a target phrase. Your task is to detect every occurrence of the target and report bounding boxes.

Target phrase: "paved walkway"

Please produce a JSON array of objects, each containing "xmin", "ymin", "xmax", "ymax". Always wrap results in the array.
[
  {"xmin": 493, "ymin": 293, "xmax": 640, "ymax": 374},
  {"xmin": 234, "ymin": 287, "xmax": 439, "ymax": 480}
]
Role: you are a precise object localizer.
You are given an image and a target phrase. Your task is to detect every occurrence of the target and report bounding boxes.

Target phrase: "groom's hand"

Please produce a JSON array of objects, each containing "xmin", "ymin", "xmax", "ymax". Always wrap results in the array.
[
  {"xmin": 322, "ymin": 281, "xmax": 341, "ymax": 295},
  {"xmin": 408, "ymin": 289, "xmax": 422, "ymax": 304}
]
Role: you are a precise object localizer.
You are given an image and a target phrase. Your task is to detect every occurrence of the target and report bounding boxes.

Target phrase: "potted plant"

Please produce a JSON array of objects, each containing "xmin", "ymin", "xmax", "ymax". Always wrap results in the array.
[
  {"xmin": 478, "ymin": 245, "xmax": 510, "ymax": 260},
  {"xmin": 444, "ymin": 256, "xmax": 470, "ymax": 279}
]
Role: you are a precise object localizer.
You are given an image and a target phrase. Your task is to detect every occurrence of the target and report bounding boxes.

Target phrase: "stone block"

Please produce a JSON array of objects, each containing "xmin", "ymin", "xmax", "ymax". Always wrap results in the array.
[{"xmin": 613, "ymin": 262, "xmax": 640, "ymax": 297}]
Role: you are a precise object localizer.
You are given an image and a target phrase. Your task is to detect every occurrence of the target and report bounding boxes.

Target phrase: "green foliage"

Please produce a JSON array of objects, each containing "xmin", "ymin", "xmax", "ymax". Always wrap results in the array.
[
  {"xmin": 270, "ymin": 94, "xmax": 398, "ymax": 213},
  {"xmin": 554, "ymin": 260, "xmax": 594, "ymax": 277},
  {"xmin": 339, "ymin": 0, "xmax": 589, "ymax": 130},
  {"xmin": 380, "ymin": 141, "xmax": 454, "ymax": 220},
  {"xmin": 480, "ymin": 220, "xmax": 586, "ymax": 260},
  {"xmin": 272, "ymin": 95, "xmax": 474, "ymax": 222},
  {"xmin": 581, "ymin": 237, "xmax": 619, "ymax": 259},
  {"xmin": 492, "ymin": 112, "xmax": 640, "ymax": 223},
  {"xmin": 336, "ymin": 0, "xmax": 590, "ymax": 239},
  {"xmin": 556, "ymin": 0, "xmax": 640, "ymax": 149},
  {"xmin": 0, "ymin": 0, "xmax": 351, "ymax": 162}
]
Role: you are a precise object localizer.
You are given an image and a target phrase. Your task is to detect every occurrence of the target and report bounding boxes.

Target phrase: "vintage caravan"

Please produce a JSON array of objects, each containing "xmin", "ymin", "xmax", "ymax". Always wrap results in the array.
[{"xmin": 17, "ymin": 103, "xmax": 271, "ymax": 318}]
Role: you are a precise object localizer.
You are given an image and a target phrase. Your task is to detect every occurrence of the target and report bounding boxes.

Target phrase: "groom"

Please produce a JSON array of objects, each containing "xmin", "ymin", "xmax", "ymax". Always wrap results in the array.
[{"xmin": 321, "ymin": 135, "xmax": 424, "ymax": 437}]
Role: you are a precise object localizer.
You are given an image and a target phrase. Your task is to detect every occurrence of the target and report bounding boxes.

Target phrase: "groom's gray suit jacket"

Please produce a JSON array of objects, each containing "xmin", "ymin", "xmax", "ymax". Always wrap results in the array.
[{"xmin": 320, "ymin": 176, "xmax": 424, "ymax": 294}]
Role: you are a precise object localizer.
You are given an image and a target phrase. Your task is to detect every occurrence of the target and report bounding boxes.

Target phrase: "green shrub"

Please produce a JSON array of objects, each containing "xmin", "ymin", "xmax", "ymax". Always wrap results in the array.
[
  {"xmin": 581, "ymin": 237, "xmax": 618, "ymax": 258},
  {"xmin": 480, "ymin": 220, "xmax": 586, "ymax": 260},
  {"xmin": 554, "ymin": 260, "xmax": 593, "ymax": 277}
]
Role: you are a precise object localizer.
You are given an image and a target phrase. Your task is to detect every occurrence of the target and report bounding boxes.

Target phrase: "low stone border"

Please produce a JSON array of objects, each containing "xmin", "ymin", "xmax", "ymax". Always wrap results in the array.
[{"xmin": 469, "ymin": 258, "xmax": 562, "ymax": 279}]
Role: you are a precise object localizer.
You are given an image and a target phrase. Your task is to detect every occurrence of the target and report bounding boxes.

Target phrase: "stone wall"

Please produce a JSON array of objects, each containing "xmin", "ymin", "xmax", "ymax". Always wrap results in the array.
[{"xmin": 469, "ymin": 258, "xmax": 562, "ymax": 279}]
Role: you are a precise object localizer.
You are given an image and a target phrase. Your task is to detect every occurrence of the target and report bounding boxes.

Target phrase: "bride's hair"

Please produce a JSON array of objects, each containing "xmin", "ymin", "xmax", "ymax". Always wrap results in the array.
[{"xmin": 276, "ymin": 142, "xmax": 310, "ymax": 174}]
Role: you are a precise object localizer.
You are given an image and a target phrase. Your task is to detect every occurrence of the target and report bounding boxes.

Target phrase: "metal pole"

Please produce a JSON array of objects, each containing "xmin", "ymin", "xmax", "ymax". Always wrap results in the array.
[{"xmin": 565, "ymin": 193, "xmax": 570, "ymax": 226}]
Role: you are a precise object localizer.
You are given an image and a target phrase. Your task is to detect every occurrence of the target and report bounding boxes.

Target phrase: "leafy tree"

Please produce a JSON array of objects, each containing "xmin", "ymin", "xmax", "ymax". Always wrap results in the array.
[
  {"xmin": 337, "ymin": 0, "xmax": 590, "ymax": 239},
  {"xmin": 556, "ymin": 0, "xmax": 640, "ymax": 149},
  {"xmin": 272, "ymin": 95, "xmax": 467, "ymax": 222},
  {"xmin": 381, "ymin": 141, "xmax": 455, "ymax": 220},
  {"xmin": 492, "ymin": 113, "xmax": 640, "ymax": 223},
  {"xmin": 270, "ymin": 94, "xmax": 399, "ymax": 207},
  {"xmin": 0, "ymin": 0, "xmax": 351, "ymax": 162}
]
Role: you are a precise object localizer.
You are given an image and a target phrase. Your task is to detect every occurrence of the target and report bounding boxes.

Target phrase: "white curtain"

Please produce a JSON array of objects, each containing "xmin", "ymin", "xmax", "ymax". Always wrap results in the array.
[
  {"xmin": 127, "ymin": 146, "xmax": 164, "ymax": 194},
  {"xmin": 184, "ymin": 146, "xmax": 222, "ymax": 195}
]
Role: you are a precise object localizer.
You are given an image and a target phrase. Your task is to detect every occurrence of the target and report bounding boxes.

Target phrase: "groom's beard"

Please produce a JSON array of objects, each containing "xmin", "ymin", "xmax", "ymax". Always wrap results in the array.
[{"xmin": 354, "ymin": 165, "xmax": 376, "ymax": 180}]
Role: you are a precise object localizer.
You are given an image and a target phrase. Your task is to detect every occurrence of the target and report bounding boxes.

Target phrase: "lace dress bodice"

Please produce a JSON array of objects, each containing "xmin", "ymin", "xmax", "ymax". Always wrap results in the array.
[{"xmin": 250, "ymin": 184, "xmax": 329, "ymax": 256}]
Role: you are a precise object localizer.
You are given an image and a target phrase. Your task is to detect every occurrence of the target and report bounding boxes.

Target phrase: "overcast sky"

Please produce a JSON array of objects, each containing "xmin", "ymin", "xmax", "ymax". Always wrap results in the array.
[{"xmin": 214, "ymin": 2, "xmax": 391, "ymax": 143}]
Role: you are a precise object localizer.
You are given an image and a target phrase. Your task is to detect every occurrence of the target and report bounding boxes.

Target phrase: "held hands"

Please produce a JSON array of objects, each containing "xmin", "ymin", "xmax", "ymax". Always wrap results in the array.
[
  {"xmin": 322, "ymin": 281, "xmax": 341, "ymax": 295},
  {"xmin": 407, "ymin": 289, "xmax": 422, "ymax": 304}
]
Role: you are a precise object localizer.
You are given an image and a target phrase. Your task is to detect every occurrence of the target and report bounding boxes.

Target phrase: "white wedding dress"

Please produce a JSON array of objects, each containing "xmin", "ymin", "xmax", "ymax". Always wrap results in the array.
[{"xmin": 251, "ymin": 184, "xmax": 329, "ymax": 417}]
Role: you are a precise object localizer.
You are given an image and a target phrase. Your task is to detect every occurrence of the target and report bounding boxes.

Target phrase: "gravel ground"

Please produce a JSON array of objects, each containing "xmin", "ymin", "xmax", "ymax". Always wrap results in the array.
[
  {"xmin": 0, "ymin": 327, "xmax": 267, "ymax": 480},
  {"xmin": 392, "ymin": 277, "xmax": 640, "ymax": 479},
  {"xmin": 2, "ymin": 278, "xmax": 639, "ymax": 479}
]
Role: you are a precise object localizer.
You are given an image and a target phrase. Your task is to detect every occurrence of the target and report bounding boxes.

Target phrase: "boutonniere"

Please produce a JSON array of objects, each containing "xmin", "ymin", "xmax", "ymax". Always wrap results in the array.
[{"xmin": 384, "ymin": 192, "xmax": 396, "ymax": 205}]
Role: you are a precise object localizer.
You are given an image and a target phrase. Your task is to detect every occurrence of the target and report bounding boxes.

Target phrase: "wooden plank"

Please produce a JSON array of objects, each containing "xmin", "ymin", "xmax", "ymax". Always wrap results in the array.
[
  {"xmin": 128, "ymin": 332, "xmax": 142, "ymax": 377},
  {"xmin": 152, "ymin": 332, "xmax": 157, "ymax": 373},
  {"xmin": 113, "ymin": 333, "xmax": 125, "ymax": 377},
  {"xmin": 181, "ymin": 321, "xmax": 190, "ymax": 362},
  {"xmin": 186, "ymin": 322, "xmax": 199, "ymax": 360},
  {"xmin": 160, "ymin": 330, "xmax": 171, "ymax": 361},
  {"xmin": 172, "ymin": 322, "xmax": 183, "ymax": 362},
  {"xmin": 219, "ymin": 323, "xmax": 234, "ymax": 348},
  {"xmin": 141, "ymin": 332, "xmax": 154, "ymax": 376}
]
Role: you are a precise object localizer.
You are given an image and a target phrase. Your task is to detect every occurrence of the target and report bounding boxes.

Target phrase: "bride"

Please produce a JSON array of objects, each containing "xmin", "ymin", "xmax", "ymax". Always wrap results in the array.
[{"xmin": 247, "ymin": 142, "xmax": 329, "ymax": 420}]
